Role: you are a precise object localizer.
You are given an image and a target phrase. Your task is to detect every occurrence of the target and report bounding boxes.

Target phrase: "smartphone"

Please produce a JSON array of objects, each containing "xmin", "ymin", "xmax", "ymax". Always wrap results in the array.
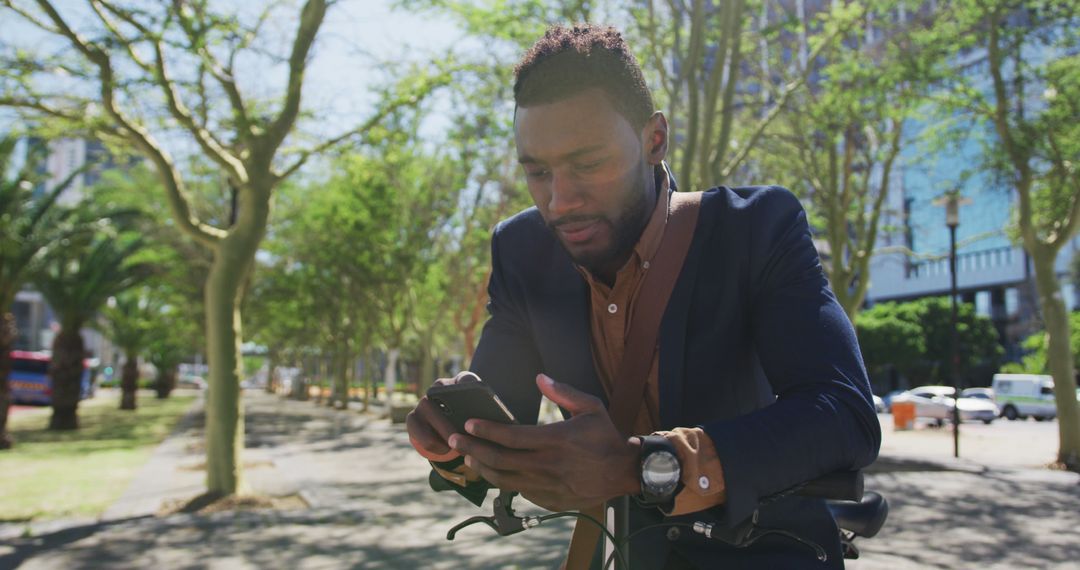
[{"xmin": 427, "ymin": 374, "xmax": 517, "ymax": 433}]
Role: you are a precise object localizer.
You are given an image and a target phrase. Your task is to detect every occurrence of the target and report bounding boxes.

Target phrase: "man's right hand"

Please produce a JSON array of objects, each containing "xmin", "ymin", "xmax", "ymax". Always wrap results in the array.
[{"xmin": 406, "ymin": 371, "xmax": 477, "ymax": 462}]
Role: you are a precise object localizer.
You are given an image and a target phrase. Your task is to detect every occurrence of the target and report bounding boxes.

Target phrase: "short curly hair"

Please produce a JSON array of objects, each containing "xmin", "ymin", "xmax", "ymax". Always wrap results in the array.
[{"xmin": 513, "ymin": 24, "xmax": 655, "ymax": 130}]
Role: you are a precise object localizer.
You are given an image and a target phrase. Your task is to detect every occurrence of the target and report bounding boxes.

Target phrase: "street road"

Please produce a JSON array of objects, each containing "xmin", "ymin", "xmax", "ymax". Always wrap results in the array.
[{"xmin": 878, "ymin": 412, "xmax": 1063, "ymax": 469}]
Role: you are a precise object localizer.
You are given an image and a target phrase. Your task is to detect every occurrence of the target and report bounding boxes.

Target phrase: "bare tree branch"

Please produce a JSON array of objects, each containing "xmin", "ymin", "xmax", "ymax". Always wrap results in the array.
[
  {"xmin": 719, "ymin": 5, "xmax": 862, "ymax": 180},
  {"xmin": 170, "ymin": 0, "xmax": 252, "ymax": 141},
  {"xmin": 263, "ymin": 0, "xmax": 329, "ymax": 156},
  {"xmin": 29, "ymin": 0, "xmax": 226, "ymax": 248}
]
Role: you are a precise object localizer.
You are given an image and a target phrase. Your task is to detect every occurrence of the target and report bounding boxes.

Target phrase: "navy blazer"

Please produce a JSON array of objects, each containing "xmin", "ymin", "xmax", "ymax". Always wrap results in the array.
[{"xmin": 467, "ymin": 183, "xmax": 881, "ymax": 568}]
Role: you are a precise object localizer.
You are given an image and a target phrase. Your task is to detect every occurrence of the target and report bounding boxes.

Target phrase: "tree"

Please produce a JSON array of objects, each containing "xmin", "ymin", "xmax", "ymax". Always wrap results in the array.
[
  {"xmin": 854, "ymin": 309, "xmax": 924, "ymax": 392},
  {"xmin": 931, "ymin": 0, "xmax": 1080, "ymax": 469},
  {"xmin": 1, "ymin": 0, "xmax": 446, "ymax": 494},
  {"xmin": 1001, "ymin": 312, "xmax": 1080, "ymax": 376},
  {"xmin": 762, "ymin": 0, "xmax": 943, "ymax": 320},
  {"xmin": 97, "ymin": 290, "xmax": 155, "ymax": 410},
  {"xmin": 855, "ymin": 297, "xmax": 1003, "ymax": 389},
  {"xmin": 0, "ymin": 136, "xmax": 83, "ymax": 448},
  {"xmin": 33, "ymin": 233, "xmax": 152, "ymax": 429},
  {"xmin": 628, "ymin": 0, "xmax": 864, "ymax": 190},
  {"xmin": 91, "ymin": 166, "xmax": 209, "ymax": 400}
]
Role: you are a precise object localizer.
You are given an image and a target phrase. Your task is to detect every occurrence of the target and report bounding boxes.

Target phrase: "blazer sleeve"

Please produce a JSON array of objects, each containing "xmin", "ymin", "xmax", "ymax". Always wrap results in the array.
[
  {"xmin": 468, "ymin": 222, "xmax": 545, "ymax": 426},
  {"xmin": 427, "ymin": 222, "xmax": 545, "ymax": 505},
  {"xmin": 701, "ymin": 187, "xmax": 881, "ymax": 527}
]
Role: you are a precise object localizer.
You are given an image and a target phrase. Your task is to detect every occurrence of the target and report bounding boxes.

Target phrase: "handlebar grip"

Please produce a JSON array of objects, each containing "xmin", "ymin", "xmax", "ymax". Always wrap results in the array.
[{"xmin": 794, "ymin": 470, "xmax": 863, "ymax": 502}]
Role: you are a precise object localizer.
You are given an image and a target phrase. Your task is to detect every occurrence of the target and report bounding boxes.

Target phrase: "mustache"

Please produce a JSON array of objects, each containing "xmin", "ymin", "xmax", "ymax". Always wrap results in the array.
[{"xmin": 548, "ymin": 214, "xmax": 604, "ymax": 230}]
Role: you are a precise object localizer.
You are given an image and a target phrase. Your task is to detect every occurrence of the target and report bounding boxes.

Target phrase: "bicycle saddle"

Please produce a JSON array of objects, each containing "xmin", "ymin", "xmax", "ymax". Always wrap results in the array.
[{"xmin": 826, "ymin": 491, "xmax": 888, "ymax": 538}]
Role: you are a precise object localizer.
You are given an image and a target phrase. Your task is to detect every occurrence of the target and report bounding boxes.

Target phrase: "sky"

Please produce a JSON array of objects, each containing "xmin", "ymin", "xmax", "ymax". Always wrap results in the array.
[{"xmin": 0, "ymin": 0, "xmax": 469, "ymax": 158}]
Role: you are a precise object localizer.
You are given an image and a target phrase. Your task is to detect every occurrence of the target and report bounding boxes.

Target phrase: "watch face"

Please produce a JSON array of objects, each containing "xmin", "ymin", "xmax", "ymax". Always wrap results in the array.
[{"xmin": 642, "ymin": 451, "xmax": 680, "ymax": 490}]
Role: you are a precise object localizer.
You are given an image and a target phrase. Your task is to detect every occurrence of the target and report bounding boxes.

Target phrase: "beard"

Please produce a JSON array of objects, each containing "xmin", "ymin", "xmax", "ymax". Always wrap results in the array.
[{"xmin": 548, "ymin": 163, "xmax": 655, "ymax": 276}]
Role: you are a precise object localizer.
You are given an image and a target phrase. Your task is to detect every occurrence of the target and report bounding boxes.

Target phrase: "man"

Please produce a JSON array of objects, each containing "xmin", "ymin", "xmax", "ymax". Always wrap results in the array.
[{"xmin": 407, "ymin": 24, "xmax": 880, "ymax": 569}]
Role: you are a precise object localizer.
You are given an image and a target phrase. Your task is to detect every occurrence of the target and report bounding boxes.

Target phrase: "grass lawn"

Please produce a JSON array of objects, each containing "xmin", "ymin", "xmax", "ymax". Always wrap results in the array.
[{"xmin": 0, "ymin": 390, "xmax": 196, "ymax": 523}]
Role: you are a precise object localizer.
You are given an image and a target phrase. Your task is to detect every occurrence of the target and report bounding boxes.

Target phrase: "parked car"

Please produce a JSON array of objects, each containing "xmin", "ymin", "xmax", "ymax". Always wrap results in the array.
[
  {"xmin": 992, "ymin": 374, "xmax": 1056, "ymax": 421},
  {"xmin": 890, "ymin": 385, "xmax": 1000, "ymax": 424},
  {"xmin": 961, "ymin": 387, "xmax": 995, "ymax": 401}
]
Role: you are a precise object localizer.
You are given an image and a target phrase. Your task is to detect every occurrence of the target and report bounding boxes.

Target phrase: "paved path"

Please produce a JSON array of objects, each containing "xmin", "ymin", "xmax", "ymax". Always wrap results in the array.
[{"xmin": 1, "ymin": 392, "xmax": 1078, "ymax": 569}]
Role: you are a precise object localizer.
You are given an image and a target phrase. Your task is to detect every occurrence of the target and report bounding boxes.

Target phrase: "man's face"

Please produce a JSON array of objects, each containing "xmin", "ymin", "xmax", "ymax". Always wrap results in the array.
[{"xmin": 514, "ymin": 88, "xmax": 661, "ymax": 275}]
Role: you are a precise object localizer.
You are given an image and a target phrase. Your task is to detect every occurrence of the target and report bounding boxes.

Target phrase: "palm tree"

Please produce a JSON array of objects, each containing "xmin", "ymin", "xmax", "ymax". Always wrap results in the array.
[
  {"xmin": 0, "ymin": 137, "xmax": 82, "ymax": 448},
  {"xmin": 98, "ymin": 290, "xmax": 157, "ymax": 410},
  {"xmin": 34, "ymin": 235, "xmax": 152, "ymax": 429}
]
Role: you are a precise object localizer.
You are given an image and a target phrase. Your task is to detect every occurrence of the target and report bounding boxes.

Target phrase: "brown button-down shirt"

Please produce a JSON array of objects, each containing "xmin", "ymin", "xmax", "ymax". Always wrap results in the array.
[{"xmin": 576, "ymin": 167, "xmax": 726, "ymax": 515}]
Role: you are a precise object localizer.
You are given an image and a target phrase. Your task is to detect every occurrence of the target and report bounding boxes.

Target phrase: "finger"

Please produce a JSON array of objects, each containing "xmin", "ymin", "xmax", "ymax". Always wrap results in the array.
[
  {"xmin": 416, "ymin": 397, "xmax": 458, "ymax": 442},
  {"xmin": 406, "ymin": 410, "xmax": 460, "ymax": 462},
  {"xmin": 463, "ymin": 419, "xmax": 555, "ymax": 450},
  {"xmin": 454, "ymin": 370, "xmax": 481, "ymax": 383},
  {"xmin": 451, "ymin": 432, "xmax": 539, "ymax": 472},
  {"xmin": 465, "ymin": 460, "xmax": 529, "ymax": 491},
  {"xmin": 463, "ymin": 453, "xmax": 551, "ymax": 493},
  {"xmin": 536, "ymin": 374, "xmax": 604, "ymax": 416}
]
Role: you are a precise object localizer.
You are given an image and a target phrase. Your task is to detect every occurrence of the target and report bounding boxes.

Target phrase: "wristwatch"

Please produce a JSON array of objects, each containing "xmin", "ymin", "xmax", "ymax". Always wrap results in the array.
[{"xmin": 636, "ymin": 434, "xmax": 682, "ymax": 506}]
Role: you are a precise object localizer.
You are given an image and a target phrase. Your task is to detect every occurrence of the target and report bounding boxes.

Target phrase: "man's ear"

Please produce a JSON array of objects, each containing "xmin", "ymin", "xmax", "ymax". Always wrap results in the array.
[{"xmin": 643, "ymin": 111, "xmax": 668, "ymax": 165}]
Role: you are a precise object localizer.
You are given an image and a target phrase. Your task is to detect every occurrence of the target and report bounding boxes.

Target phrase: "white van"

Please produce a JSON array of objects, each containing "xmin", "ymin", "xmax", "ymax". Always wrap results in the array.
[{"xmin": 991, "ymin": 374, "xmax": 1057, "ymax": 421}]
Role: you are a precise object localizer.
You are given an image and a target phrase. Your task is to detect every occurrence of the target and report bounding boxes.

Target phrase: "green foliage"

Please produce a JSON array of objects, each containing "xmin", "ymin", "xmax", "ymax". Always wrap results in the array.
[
  {"xmin": 33, "ymin": 231, "xmax": 154, "ymax": 333},
  {"xmin": 88, "ymin": 167, "xmax": 206, "ymax": 371},
  {"xmin": 0, "ymin": 137, "xmax": 83, "ymax": 309},
  {"xmin": 854, "ymin": 311, "xmax": 925, "ymax": 377},
  {"xmin": 250, "ymin": 120, "xmax": 460, "ymax": 377},
  {"xmin": 756, "ymin": 0, "xmax": 951, "ymax": 319},
  {"xmin": 1000, "ymin": 312, "xmax": 1080, "ymax": 375},
  {"xmin": 856, "ymin": 297, "xmax": 1003, "ymax": 384}
]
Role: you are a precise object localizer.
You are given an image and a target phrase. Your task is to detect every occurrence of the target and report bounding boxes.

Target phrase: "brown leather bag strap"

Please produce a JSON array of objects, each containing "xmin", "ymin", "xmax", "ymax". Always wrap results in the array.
[
  {"xmin": 607, "ymin": 190, "xmax": 702, "ymax": 436},
  {"xmin": 564, "ymin": 190, "xmax": 702, "ymax": 570}
]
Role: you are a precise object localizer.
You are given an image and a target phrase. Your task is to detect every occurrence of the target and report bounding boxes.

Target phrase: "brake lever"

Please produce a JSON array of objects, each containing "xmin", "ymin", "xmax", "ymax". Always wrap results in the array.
[{"xmin": 446, "ymin": 490, "xmax": 542, "ymax": 540}]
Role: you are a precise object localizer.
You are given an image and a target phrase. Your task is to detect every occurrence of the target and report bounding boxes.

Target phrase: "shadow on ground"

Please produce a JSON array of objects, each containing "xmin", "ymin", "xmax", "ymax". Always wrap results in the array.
[{"xmin": 6, "ymin": 393, "xmax": 1079, "ymax": 570}]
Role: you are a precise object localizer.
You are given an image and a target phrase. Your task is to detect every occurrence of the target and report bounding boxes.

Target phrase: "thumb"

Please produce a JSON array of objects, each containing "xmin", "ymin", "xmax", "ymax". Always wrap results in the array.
[{"xmin": 536, "ymin": 374, "xmax": 604, "ymax": 416}]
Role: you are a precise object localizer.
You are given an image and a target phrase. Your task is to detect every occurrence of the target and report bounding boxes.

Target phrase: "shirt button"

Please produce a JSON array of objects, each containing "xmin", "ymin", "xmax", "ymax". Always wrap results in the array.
[
  {"xmin": 607, "ymin": 303, "xmax": 618, "ymax": 314},
  {"xmin": 642, "ymin": 261, "xmax": 651, "ymax": 270},
  {"xmin": 698, "ymin": 476, "xmax": 710, "ymax": 490}
]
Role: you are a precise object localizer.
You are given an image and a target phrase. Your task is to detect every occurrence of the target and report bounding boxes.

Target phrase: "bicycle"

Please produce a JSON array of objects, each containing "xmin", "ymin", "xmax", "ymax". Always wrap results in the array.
[{"xmin": 445, "ymin": 469, "xmax": 888, "ymax": 569}]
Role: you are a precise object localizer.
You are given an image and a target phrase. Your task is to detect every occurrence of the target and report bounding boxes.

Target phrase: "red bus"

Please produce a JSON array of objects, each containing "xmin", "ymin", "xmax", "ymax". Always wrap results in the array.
[{"xmin": 8, "ymin": 351, "xmax": 96, "ymax": 405}]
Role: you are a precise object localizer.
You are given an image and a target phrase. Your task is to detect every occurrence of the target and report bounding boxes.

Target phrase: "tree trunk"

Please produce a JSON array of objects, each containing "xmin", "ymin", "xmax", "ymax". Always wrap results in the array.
[
  {"xmin": 419, "ymin": 329, "xmax": 435, "ymax": 396},
  {"xmin": 291, "ymin": 356, "xmax": 308, "ymax": 401},
  {"xmin": 315, "ymin": 355, "xmax": 327, "ymax": 405},
  {"xmin": 48, "ymin": 328, "xmax": 85, "ymax": 431},
  {"xmin": 1030, "ymin": 252, "xmax": 1080, "ymax": 471},
  {"xmin": 363, "ymin": 348, "xmax": 374, "ymax": 412},
  {"xmin": 384, "ymin": 347, "xmax": 399, "ymax": 403},
  {"xmin": 156, "ymin": 365, "xmax": 176, "ymax": 399},
  {"xmin": 204, "ymin": 189, "xmax": 268, "ymax": 496},
  {"xmin": 0, "ymin": 312, "xmax": 15, "ymax": 449},
  {"xmin": 265, "ymin": 352, "xmax": 278, "ymax": 394},
  {"xmin": 334, "ymin": 347, "xmax": 351, "ymax": 409},
  {"xmin": 119, "ymin": 350, "xmax": 138, "ymax": 410}
]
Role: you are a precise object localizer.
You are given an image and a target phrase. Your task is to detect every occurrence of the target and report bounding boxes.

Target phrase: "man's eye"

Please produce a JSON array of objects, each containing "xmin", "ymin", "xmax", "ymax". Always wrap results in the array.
[
  {"xmin": 526, "ymin": 169, "xmax": 549, "ymax": 179},
  {"xmin": 575, "ymin": 160, "xmax": 603, "ymax": 172}
]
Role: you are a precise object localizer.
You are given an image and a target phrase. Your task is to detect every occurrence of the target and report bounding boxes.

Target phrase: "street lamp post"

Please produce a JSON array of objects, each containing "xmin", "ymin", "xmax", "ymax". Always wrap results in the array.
[{"xmin": 934, "ymin": 191, "xmax": 971, "ymax": 459}]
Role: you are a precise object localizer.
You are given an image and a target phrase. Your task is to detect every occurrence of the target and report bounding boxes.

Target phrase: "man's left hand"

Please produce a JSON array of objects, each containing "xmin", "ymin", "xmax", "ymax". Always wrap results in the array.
[{"xmin": 448, "ymin": 374, "xmax": 641, "ymax": 512}]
